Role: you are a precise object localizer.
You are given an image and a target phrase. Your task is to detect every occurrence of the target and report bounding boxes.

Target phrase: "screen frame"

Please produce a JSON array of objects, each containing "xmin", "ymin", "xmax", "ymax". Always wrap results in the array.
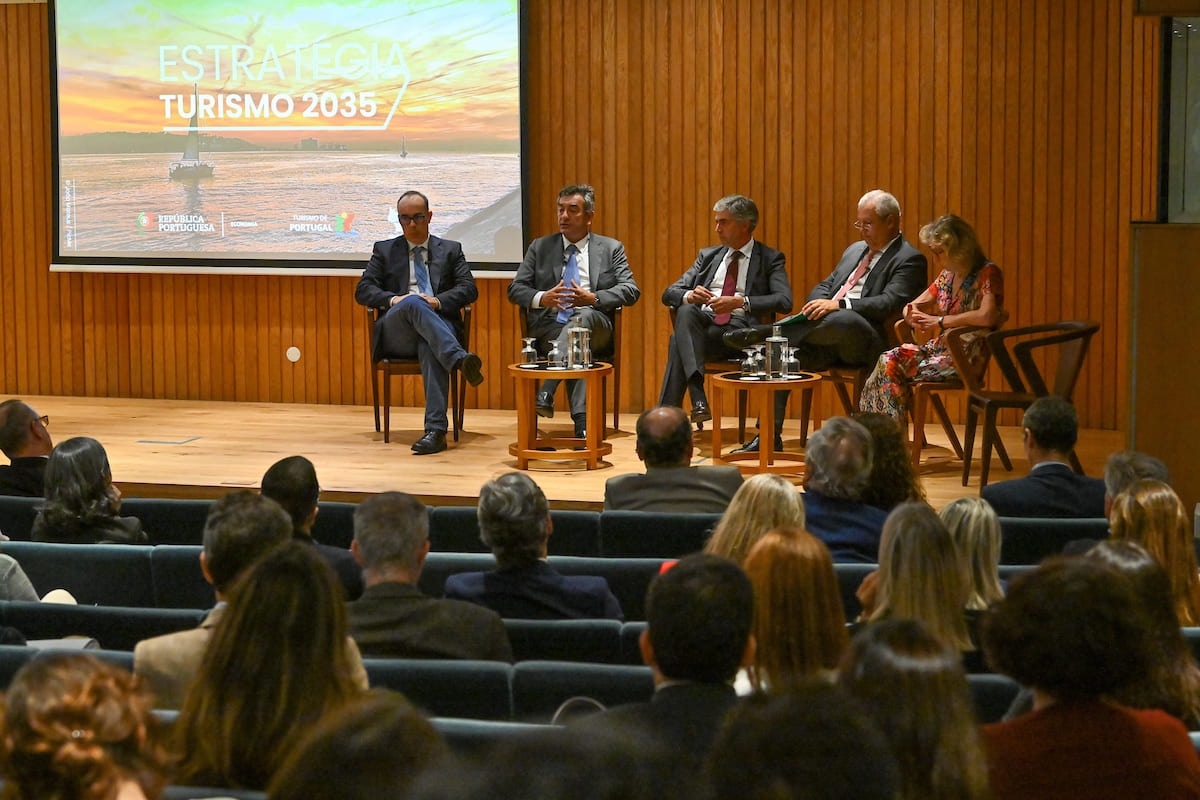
[{"xmin": 48, "ymin": 0, "xmax": 530, "ymax": 275}]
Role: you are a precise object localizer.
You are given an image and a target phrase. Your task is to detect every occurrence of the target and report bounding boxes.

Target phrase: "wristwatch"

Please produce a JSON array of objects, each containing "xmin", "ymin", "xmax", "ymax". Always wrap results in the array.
[{"xmin": 938, "ymin": 316, "xmax": 945, "ymax": 332}]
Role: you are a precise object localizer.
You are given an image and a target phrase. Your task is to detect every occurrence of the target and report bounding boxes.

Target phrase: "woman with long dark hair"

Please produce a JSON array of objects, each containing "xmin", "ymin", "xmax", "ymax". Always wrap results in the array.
[{"xmin": 31, "ymin": 437, "xmax": 146, "ymax": 544}]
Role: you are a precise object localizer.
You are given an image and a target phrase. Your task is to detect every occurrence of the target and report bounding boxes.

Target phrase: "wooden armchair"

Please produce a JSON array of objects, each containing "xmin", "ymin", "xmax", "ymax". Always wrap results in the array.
[{"xmin": 367, "ymin": 305, "xmax": 472, "ymax": 444}]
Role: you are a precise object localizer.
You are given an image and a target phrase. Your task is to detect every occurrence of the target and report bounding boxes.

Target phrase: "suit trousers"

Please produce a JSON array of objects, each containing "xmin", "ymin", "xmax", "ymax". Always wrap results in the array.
[
  {"xmin": 658, "ymin": 303, "xmax": 753, "ymax": 407},
  {"xmin": 529, "ymin": 306, "xmax": 614, "ymax": 416},
  {"xmin": 373, "ymin": 295, "xmax": 466, "ymax": 432}
]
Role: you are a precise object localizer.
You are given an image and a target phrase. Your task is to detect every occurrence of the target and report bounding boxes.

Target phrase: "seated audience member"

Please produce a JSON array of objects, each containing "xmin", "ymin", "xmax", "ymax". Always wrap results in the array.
[
  {"xmin": 268, "ymin": 689, "xmax": 447, "ymax": 800},
  {"xmin": 0, "ymin": 553, "xmax": 37, "ymax": 602},
  {"xmin": 174, "ymin": 542, "xmax": 367, "ymax": 790},
  {"xmin": 444, "ymin": 472, "xmax": 623, "ymax": 620},
  {"xmin": 704, "ymin": 473, "xmax": 805, "ymax": 565},
  {"xmin": 939, "ymin": 496, "xmax": 1004, "ymax": 610},
  {"xmin": 1007, "ymin": 541, "xmax": 1200, "ymax": 730},
  {"xmin": 347, "ymin": 491, "xmax": 512, "ymax": 661},
  {"xmin": 574, "ymin": 553, "xmax": 753, "ymax": 763},
  {"xmin": 854, "ymin": 412, "xmax": 926, "ymax": 511},
  {"xmin": 604, "ymin": 405, "xmax": 743, "ymax": 513},
  {"xmin": 0, "ymin": 399, "xmax": 53, "ymax": 497},
  {"xmin": 1110, "ymin": 479, "xmax": 1200, "ymax": 627},
  {"xmin": 411, "ymin": 725, "xmax": 697, "ymax": 800},
  {"xmin": 31, "ymin": 437, "xmax": 148, "ymax": 544},
  {"xmin": 801, "ymin": 416, "xmax": 887, "ymax": 563},
  {"xmin": 1104, "ymin": 449, "xmax": 1170, "ymax": 514},
  {"xmin": 980, "ymin": 558, "xmax": 1200, "ymax": 799},
  {"xmin": 261, "ymin": 455, "xmax": 364, "ymax": 600},
  {"xmin": 738, "ymin": 530, "xmax": 847, "ymax": 693},
  {"xmin": 838, "ymin": 620, "xmax": 989, "ymax": 800},
  {"xmin": 705, "ymin": 685, "xmax": 899, "ymax": 800},
  {"xmin": 980, "ymin": 396, "xmax": 1105, "ymax": 518},
  {"xmin": 858, "ymin": 503, "xmax": 974, "ymax": 654},
  {"xmin": 0, "ymin": 653, "xmax": 172, "ymax": 800},
  {"xmin": 134, "ymin": 490, "xmax": 315, "ymax": 709}
]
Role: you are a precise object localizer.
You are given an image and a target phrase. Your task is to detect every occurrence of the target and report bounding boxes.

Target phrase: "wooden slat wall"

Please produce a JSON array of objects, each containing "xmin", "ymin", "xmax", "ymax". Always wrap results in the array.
[{"xmin": 1, "ymin": 0, "xmax": 1160, "ymax": 429}]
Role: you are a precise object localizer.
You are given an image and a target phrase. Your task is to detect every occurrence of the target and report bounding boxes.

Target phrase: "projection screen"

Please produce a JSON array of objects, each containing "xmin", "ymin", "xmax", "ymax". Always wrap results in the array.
[{"xmin": 50, "ymin": 0, "xmax": 526, "ymax": 273}]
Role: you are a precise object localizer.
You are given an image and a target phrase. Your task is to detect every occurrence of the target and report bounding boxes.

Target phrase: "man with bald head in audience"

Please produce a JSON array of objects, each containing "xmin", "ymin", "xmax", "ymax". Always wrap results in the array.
[
  {"xmin": 347, "ymin": 491, "xmax": 512, "ymax": 661},
  {"xmin": 134, "ymin": 491, "xmax": 369, "ymax": 708},
  {"xmin": 604, "ymin": 406, "xmax": 743, "ymax": 513},
  {"xmin": 801, "ymin": 416, "xmax": 887, "ymax": 563},
  {"xmin": 0, "ymin": 400, "xmax": 53, "ymax": 497}
]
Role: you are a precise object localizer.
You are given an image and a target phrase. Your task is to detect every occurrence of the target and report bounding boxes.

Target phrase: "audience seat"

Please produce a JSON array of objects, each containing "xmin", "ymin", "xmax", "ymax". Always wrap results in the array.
[
  {"xmin": 149, "ymin": 545, "xmax": 214, "ymax": 609},
  {"xmin": 4, "ymin": 542, "xmax": 155, "ymax": 607},
  {"xmin": 833, "ymin": 563, "xmax": 876, "ymax": 622},
  {"xmin": 363, "ymin": 658, "xmax": 512, "ymax": 720},
  {"xmin": 429, "ymin": 507, "xmax": 601, "ymax": 556},
  {"xmin": 997, "ymin": 517, "xmax": 1109, "ymax": 564},
  {"xmin": 598, "ymin": 511, "xmax": 720, "ymax": 557},
  {"xmin": 311, "ymin": 500, "xmax": 358, "ymax": 550},
  {"xmin": 0, "ymin": 602, "xmax": 206, "ymax": 651},
  {"xmin": 1182, "ymin": 628, "xmax": 1200, "ymax": 664},
  {"xmin": 503, "ymin": 619, "xmax": 622, "ymax": 663},
  {"xmin": 0, "ymin": 644, "xmax": 36, "ymax": 688},
  {"xmin": 967, "ymin": 673, "xmax": 1021, "ymax": 723},
  {"xmin": 509, "ymin": 660, "xmax": 655, "ymax": 723},
  {"xmin": 431, "ymin": 717, "xmax": 549, "ymax": 754},
  {"xmin": 418, "ymin": 552, "xmax": 497, "ymax": 598},
  {"xmin": 0, "ymin": 496, "xmax": 42, "ymax": 541},
  {"xmin": 120, "ymin": 497, "xmax": 212, "ymax": 545},
  {"xmin": 164, "ymin": 788, "xmax": 265, "ymax": 800},
  {"xmin": 619, "ymin": 622, "xmax": 647, "ymax": 665}
]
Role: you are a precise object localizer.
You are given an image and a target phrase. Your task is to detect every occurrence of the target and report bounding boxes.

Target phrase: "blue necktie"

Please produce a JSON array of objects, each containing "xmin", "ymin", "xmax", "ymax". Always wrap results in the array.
[
  {"xmin": 413, "ymin": 245, "xmax": 432, "ymax": 296},
  {"xmin": 558, "ymin": 244, "xmax": 579, "ymax": 324}
]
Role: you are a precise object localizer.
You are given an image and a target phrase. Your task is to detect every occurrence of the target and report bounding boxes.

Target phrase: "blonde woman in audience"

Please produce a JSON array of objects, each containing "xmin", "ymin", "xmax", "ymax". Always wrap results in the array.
[
  {"xmin": 738, "ymin": 529, "xmax": 848, "ymax": 694},
  {"xmin": 939, "ymin": 496, "xmax": 1004, "ymax": 610},
  {"xmin": 174, "ymin": 542, "xmax": 364, "ymax": 790},
  {"xmin": 839, "ymin": 620, "xmax": 989, "ymax": 800},
  {"xmin": 704, "ymin": 474, "xmax": 804, "ymax": 565},
  {"xmin": 1109, "ymin": 479, "xmax": 1200, "ymax": 626},
  {"xmin": 0, "ymin": 652, "xmax": 172, "ymax": 800},
  {"xmin": 860, "ymin": 502, "xmax": 974, "ymax": 653}
]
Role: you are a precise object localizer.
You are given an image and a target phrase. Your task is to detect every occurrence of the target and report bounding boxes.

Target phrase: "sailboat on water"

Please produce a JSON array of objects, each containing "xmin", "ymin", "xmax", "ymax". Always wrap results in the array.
[
  {"xmin": 400, "ymin": 135, "xmax": 409, "ymax": 158},
  {"xmin": 169, "ymin": 84, "xmax": 215, "ymax": 180}
]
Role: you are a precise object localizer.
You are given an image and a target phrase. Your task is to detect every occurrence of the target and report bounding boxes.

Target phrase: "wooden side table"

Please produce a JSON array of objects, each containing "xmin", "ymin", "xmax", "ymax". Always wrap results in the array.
[
  {"xmin": 710, "ymin": 371, "xmax": 820, "ymax": 475},
  {"xmin": 508, "ymin": 362, "xmax": 614, "ymax": 470}
]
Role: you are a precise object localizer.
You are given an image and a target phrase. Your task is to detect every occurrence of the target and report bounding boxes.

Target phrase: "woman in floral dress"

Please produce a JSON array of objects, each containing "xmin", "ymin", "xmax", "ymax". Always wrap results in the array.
[{"xmin": 859, "ymin": 214, "xmax": 1004, "ymax": 423}]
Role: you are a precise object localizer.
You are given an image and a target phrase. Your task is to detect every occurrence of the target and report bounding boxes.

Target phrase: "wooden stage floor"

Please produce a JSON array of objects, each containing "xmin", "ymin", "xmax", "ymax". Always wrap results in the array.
[{"xmin": 23, "ymin": 395, "xmax": 1123, "ymax": 512}]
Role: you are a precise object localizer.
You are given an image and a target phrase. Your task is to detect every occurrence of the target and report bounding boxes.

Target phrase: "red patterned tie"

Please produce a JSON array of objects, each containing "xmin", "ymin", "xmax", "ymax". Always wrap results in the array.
[
  {"xmin": 833, "ymin": 249, "xmax": 877, "ymax": 301},
  {"xmin": 713, "ymin": 251, "xmax": 742, "ymax": 325}
]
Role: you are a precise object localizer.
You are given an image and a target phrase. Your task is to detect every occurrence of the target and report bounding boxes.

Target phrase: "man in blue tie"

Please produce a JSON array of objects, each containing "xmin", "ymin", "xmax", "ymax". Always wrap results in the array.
[
  {"xmin": 356, "ymin": 190, "xmax": 483, "ymax": 455},
  {"xmin": 508, "ymin": 185, "xmax": 641, "ymax": 439}
]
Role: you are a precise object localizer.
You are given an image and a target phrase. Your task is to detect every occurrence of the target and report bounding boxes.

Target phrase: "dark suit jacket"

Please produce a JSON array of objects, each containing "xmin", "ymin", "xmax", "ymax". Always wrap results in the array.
[
  {"xmin": 347, "ymin": 580, "xmax": 512, "ymax": 661},
  {"xmin": 802, "ymin": 489, "xmax": 889, "ymax": 563},
  {"xmin": 354, "ymin": 234, "xmax": 478, "ymax": 335},
  {"xmin": 30, "ymin": 513, "xmax": 148, "ymax": 545},
  {"xmin": 443, "ymin": 561, "xmax": 624, "ymax": 621},
  {"xmin": 0, "ymin": 457, "xmax": 46, "ymax": 497},
  {"xmin": 981, "ymin": 463, "xmax": 1107, "ymax": 519},
  {"xmin": 662, "ymin": 242, "xmax": 792, "ymax": 317},
  {"xmin": 807, "ymin": 235, "xmax": 927, "ymax": 332},
  {"xmin": 576, "ymin": 682, "xmax": 739, "ymax": 764},
  {"xmin": 305, "ymin": 538, "xmax": 365, "ymax": 601},
  {"xmin": 507, "ymin": 232, "xmax": 640, "ymax": 336},
  {"xmin": 603, "ymin": 465, "xmax": 744, "ymax": 513}
]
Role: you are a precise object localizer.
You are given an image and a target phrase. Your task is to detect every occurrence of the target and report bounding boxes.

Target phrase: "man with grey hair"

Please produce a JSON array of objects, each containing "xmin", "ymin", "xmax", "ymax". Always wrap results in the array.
[
  {"xmin": 1104, "ymin": 451, "xmax": 1170, "ymax": 515},
  {"xmin": 726, "ymin": 190, "xmax": 926, "ymax": 452},
  {"xmin": 801, "ymin": 416, "xmax": 888, "ymax": 563},
  {"xmin": 444, "ymin": 472, "xmax": 623, "ymax": 619},
  {"xmin": 0, "ymin": 399, "xmax": 53, "ymax": 496},
  {"xmin": 508, "ymin": 185, "xmax": 641, "ymax": 439},
  {"xmin": 659, "ymin": 195, "xmax": 792, "ymax": 422},
  {"xmin": 347, "ymin": 491, "xmax": 512, "ymax": 661}
]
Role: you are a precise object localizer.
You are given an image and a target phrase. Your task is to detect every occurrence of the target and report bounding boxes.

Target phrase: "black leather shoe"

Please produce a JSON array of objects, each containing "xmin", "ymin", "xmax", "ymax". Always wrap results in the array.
[
  {"xmin": 731, "ymin": 434, "xmax": 785, "ymax": 453},
  {"xmin": 536, "ymin": 391, "xmax": 555, "ymax": 418},
  {"xmin": 411, "ymin": 430, "xmax": 447, "ymax": 455},
  {"xmin": 690, "ymin": 401, "xmax": 712, "ymax": 424},
  {"xmin": 723, "ymin": 326, "xmax": 770, "ymax": 350},
  {"xmin": 574, "ymin": 420, "xmax": 587, "ymax": 439},
  {"xmin": 459, "ymin": 353, "xmax": 484, "ymax": 387}
]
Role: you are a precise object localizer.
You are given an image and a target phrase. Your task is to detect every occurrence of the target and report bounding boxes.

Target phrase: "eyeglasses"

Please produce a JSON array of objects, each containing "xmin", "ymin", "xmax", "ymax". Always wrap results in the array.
[
  {"xmin": 852, "ymin": 219, "xmax": 877, "ymax": 230},
  {"xmin": 399, "ymin": 214, "xmax": 428, "ymax": 225},
  {"xmin": 38, "ymin": 415, "xmax": 49, "ymax": 427}
]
